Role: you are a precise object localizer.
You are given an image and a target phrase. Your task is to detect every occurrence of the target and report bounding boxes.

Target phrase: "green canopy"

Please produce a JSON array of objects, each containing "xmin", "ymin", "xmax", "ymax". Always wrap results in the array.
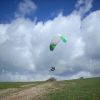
[{"xmin": 50, "ymin": 34, "xmax": 67, "ymax": 51}]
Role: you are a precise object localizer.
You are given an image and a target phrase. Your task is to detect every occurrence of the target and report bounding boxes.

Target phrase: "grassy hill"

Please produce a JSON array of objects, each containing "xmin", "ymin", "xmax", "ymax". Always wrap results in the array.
[
  {"xmin": 42, "ymin": 77, "xmax": 100, "ymax": 100},
  {"xmin": 0, "ymin": 77, "xmax": 100, "ymax": 100}
]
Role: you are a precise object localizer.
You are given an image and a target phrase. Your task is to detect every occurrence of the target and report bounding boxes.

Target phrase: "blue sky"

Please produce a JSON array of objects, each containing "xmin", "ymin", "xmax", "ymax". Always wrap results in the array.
[
  {"xmin": 0, "ymin": 0, "xmax": 100, "ymax": 23},
  {"xmin": 0, "ymin": 0, "xmax": 100, "ymax": 82},
  {"xmin": 0, "ymin": 0, "xmax": 76, "ymax": 22}
]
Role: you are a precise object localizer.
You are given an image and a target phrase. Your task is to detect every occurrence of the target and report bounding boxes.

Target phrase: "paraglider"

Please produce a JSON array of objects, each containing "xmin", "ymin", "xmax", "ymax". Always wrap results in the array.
[
  {"xmin": 50, "ymin": 66, "xmax": 55, "ymax": 71},
  {"xmin": 49, "ymin": 34, "xmax": 67, "ymax": 71}
]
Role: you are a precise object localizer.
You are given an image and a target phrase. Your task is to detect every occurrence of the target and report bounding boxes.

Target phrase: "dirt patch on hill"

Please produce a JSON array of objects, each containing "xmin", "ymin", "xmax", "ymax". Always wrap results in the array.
[{"xmin": 0, "ymin": 82, "xmax": 54, "ymax": 100}]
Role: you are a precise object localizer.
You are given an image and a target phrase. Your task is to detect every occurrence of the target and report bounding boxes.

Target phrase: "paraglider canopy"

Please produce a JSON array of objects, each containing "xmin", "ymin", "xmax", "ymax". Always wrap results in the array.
[{"xmin": 49, "ymin": 34, "xmax": 67, "ymax": 51}]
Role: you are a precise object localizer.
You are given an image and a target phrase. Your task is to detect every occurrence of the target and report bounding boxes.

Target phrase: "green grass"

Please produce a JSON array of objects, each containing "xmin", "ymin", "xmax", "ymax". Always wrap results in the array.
[
  {"xmin": 0, "ymin": 77, "xmax": 100, "ymax": 100},
  {"xmin": 42, "ymin": 77, "xmax": 100, "ymax": 100},
  {"xmin": 0, "ymin": 81, "xmax": 45, "ymax": 90}
]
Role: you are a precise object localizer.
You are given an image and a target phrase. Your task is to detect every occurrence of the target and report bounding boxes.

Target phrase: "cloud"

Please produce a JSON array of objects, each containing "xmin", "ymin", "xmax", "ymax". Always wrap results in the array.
[
  {"xmin": 82, "ymin": 10, "xmax": 100, "ymax": 60},
  {"xmin": 0, "ymin": 0, "xmax": 100, "ymax": 81},
  {"xmin": 74, "ymin": 0, "xmax": 93, "ymax": 17},
  {"xmin": 15, "ymin": 0, "xmax": 37, "ymax": 18},
  {"xmin": 70, "ymin": 71, "xmax": 92, "ymax": 79}
]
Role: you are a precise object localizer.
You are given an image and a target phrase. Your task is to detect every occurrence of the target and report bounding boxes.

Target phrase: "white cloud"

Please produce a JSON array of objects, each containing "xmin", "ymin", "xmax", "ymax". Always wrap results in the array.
[
  {"xmin": 82, "ymin": 10, "xmax": 100, "ymax": 59},
  {"xmin": 0, "ymin": 24, "xmax": 10, "ymax": 44},
  {"xmin": 15, "ymin": 0, "xmax": 37, "ymax": 18},
  {"xmin": 71, "ymin": 37, "xmax": 84, "ymax": 58},
  {"xmin": 74, "ymin": 0, "xmax": 93, "ymax": 17}
]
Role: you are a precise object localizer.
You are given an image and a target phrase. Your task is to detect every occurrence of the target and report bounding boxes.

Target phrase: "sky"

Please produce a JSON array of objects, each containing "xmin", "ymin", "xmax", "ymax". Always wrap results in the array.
[{"xmin": 0, "ymin": 0, "xmax": 100, "ymax": 82}]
